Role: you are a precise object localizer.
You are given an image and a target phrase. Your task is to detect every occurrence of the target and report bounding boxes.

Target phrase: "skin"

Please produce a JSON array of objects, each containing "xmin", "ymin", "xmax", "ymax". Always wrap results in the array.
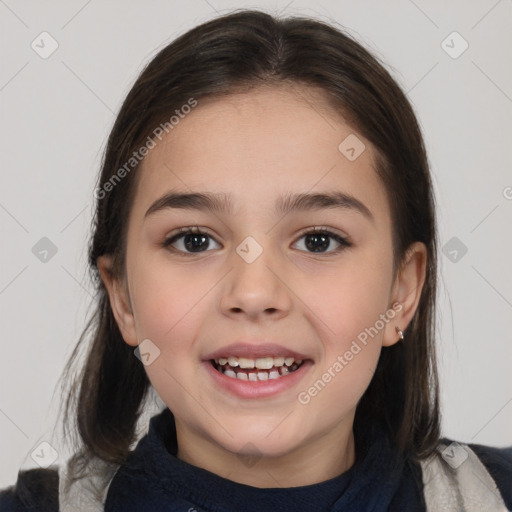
[{"xmin": 98, "ymin": 84, "xmax": 426, "ymax": 488}]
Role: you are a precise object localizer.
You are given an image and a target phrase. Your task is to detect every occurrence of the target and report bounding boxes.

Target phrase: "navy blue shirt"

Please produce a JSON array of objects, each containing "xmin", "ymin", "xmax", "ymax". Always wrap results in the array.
[
  {"xmin": 1, "ymin": 408, "xmax": 511, "ymax": 511},
  {"xmin": 104, "ymin": 408, "xmax": 424, "ymax": 511}
]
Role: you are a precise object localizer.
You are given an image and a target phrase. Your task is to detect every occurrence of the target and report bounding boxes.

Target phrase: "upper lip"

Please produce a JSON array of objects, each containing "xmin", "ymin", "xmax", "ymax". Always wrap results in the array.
[{"xmin": 204, "ymin": 342, "xmax": 310, "ymax": 361}]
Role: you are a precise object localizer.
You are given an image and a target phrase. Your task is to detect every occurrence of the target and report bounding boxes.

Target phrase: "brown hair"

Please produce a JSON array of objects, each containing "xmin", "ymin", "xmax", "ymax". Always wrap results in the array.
[{"xmin": 58, "ymin": 8, "xmax": 440, "ymax": 476}]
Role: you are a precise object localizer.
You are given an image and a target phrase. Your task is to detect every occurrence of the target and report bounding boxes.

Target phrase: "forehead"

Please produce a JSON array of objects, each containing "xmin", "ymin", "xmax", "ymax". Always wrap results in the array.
[{"xmin": 130, "ymin": 85, "xmax": 390, "ymax": 224}]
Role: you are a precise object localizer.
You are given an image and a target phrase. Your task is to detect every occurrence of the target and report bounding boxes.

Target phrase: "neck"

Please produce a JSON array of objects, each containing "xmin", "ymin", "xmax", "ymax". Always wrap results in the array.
[{"xmin": 175, "ymin": 419, "xmax": 356, "ymax": 488}]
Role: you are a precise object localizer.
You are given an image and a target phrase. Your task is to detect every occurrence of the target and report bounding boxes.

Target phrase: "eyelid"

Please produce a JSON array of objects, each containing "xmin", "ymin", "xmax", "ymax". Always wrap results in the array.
[
  {"xmin": 162, "ymin": 225, "xmax": 220, "ymax": 249},
  {"xmin": 295, "ymin": 225, "xmax": 350, "ymax": 241},
  {"xmin": 165, "ymin": 225, "xmax": 351, "ymax": 241}
]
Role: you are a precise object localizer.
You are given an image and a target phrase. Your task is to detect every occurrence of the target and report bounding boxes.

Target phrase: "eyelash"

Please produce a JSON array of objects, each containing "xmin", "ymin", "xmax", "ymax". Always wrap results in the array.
[{"xmin": 162, "ymin": 225, "xmax": 352, "ymax": 256}]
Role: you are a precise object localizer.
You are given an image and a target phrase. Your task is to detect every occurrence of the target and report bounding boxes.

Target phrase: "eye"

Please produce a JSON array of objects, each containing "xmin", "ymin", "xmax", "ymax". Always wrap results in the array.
[
  {"xmin": 162, "ymin": 225, "xmax": 352, "ymax": 256},
  {"xmin": 162, "ymin": 226, "xmax": 221, "ymax": 254},
  {"xmin": 293, "ymin": 226, "xmax": 352, "ymax": 254}
]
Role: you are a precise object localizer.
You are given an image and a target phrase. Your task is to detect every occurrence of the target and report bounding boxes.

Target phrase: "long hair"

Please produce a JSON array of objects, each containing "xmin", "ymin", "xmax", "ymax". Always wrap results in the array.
[{"xmin": 58, "ymin": 8, "xmax": 440, "ymax": 477}]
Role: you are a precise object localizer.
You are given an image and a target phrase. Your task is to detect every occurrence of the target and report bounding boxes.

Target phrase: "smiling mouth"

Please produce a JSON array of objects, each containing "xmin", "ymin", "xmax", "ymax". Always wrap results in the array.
[{"xmin": 211, "ymin": 356, "xmax": 305, "ymax": 381}]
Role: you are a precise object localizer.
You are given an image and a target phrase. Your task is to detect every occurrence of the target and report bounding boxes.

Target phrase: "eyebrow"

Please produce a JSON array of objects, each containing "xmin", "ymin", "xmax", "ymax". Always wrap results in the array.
[{"xmin": 144, "ymin": 190, "xmax": 374, "ymax": 221}]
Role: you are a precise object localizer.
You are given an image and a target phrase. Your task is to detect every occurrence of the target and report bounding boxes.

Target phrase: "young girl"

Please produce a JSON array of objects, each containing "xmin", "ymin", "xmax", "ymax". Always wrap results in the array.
[{"xmin": 1, "ymin": 9, "xmax": 511, "ymax": 512}]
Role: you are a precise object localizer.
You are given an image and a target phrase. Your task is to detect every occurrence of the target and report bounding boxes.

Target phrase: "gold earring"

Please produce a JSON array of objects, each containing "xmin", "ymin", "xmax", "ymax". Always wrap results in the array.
[{"xmin": 395, "ymin": 326, "xmax": 404, "ymax": 341}]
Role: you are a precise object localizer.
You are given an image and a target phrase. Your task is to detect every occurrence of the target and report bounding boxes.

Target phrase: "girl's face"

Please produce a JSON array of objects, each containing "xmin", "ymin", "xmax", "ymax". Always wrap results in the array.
[{"xmin": 99, "ymin": 85, "xmax": 426, "ymax": 485}]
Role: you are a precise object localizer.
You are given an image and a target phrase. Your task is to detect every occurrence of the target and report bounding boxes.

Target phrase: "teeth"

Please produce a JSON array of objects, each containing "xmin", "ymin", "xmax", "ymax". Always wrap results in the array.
[
  {"xmin": 255, "ymin": 357, "xmax": 274, "ymax": 370},
  {"xmin": 216, "ymin": 362, "xmax": 305, "ymax": 380},
  {"xmin": 227, "ymin": 356, "xmax": 239, "ymax": 367},
  {"xmin": 215, "ymin": 355, "xmax": 298, "ymax": 369},
  {"xmin": 238, "ymin": 357, "xmax": 255, "ymax": 369},
  {"xmin": 213, "ymin": 355, "xmax": 307, "ymax": 381}
]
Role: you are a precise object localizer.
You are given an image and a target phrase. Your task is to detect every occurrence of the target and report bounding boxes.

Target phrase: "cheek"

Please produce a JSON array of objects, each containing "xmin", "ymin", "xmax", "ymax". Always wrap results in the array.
[
  {"xmin": 126, "ymin": 276, "xmax": 215, "ymax": 423},
  {"xmin": 298, "ymin": 276, "xmax": 389, "ymax": 417},
  {"xmin": 127, "ymin": 262, "xmax": 213, "ymax": 416},
  {"xmin": 297, "ymin": 250, "xmax": 392, "ymax": 403},
  {"xmin": 129, "ymin": 256, "xmax": 208, "ymax": 343},
  {"xmin": 299, "ymin": 250, "xmax": 393, "ymax": 342},
  {"xmin": 297, "ymin": 346, "xmax": 380, "ymax": 427}
]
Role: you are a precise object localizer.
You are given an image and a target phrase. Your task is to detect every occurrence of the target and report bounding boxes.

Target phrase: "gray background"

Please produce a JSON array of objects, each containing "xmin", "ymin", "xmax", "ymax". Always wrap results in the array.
[{"xmin": 1, "ymin": 0, "xmax": 511, "ymax": 488}]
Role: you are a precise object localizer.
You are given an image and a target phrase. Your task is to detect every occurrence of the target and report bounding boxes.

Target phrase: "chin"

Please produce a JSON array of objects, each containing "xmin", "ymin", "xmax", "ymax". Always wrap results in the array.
[{"xmin": 208, "ymin": 419, "xmax": 306, "ymax": 459}]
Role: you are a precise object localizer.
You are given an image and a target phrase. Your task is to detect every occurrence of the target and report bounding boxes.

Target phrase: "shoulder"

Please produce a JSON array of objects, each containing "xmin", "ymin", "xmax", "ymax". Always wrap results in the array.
[
  {"xmin": 427, "ymin": 437, "xmax": 512, "ymax": 510},
  {"xmin": 0, "ymin": 467, "xmax": 59, "ymax": 512},
  {"xmin": 465, "ymin": 439, "xmax": 512, "ymax": 508}
]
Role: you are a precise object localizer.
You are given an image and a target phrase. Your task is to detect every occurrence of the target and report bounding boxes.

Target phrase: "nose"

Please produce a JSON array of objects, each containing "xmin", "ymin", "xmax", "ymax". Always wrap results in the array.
[{"xmin": 220, "ymin": 245, "xmax": 293, "ymax": 322}]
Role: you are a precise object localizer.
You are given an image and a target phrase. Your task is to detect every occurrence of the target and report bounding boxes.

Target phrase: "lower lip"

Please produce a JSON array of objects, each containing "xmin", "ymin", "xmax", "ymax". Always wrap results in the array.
[{"xmin": 203, "ymin": 360, "xmax": 313, "ymax": 399}]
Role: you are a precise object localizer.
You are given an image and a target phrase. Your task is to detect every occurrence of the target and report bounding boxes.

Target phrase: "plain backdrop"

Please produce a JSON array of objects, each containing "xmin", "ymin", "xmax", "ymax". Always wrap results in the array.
[{"xmin": 1, "ymin": 0, "xmax": 511, "ymax": 489}]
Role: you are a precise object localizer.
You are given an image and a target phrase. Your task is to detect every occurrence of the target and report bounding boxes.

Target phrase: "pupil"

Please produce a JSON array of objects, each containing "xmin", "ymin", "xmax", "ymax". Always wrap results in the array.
[
  {"xmin": 185, "ymin": 233, "xmax": 209, "ymax": 252},
  {"xmin": 306, "ymin": 233, "xmax": 329, "ymax": 252}
]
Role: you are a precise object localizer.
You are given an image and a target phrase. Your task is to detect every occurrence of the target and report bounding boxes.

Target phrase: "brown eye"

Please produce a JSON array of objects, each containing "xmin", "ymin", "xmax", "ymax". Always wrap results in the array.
[
  {"xmin": 163, "ymin": 227, "xmax": 221, "ymax": 254},
  {"xmin": 293, "ymin": 227, "xmax": 351, "ymax": 254}
]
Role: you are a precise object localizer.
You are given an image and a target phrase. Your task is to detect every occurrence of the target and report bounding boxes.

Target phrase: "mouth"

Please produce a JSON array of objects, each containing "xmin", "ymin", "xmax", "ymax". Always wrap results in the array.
[
  {"xmin": 211, "ymin": 356, "xmax": 305, "ymax": 381},
  {"xmin": 203, "ymin": 342, "xmax": 313, "ymax": 398}
]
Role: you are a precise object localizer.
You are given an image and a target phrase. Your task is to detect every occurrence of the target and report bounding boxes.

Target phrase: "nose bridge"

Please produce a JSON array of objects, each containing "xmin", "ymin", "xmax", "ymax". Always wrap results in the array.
[{"xmin": 221, "ymin": 234, "xmax": 291, "ymax": 318}]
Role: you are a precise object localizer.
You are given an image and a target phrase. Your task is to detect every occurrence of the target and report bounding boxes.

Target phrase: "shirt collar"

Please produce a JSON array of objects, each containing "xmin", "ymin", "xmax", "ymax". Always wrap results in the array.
[{"xmin": 105, "ymin": 407, "xmax": 405, "ymax": 512}]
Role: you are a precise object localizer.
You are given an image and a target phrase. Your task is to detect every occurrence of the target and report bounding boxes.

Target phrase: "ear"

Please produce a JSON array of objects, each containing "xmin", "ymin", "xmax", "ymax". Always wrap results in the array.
[
  {"xmin": 97, "ymin": 255, "xmax": 138, "ymax": 347},
  {"xmin": 382, "ymin": 241, "xmax": 427, "ymax": 347}
]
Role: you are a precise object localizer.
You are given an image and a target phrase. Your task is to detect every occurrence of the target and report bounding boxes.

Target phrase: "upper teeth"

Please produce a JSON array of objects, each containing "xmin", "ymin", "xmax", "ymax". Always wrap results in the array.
[{"xmin": 216, "ymin": 356, "xmax": 302, "ymax": 369}]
